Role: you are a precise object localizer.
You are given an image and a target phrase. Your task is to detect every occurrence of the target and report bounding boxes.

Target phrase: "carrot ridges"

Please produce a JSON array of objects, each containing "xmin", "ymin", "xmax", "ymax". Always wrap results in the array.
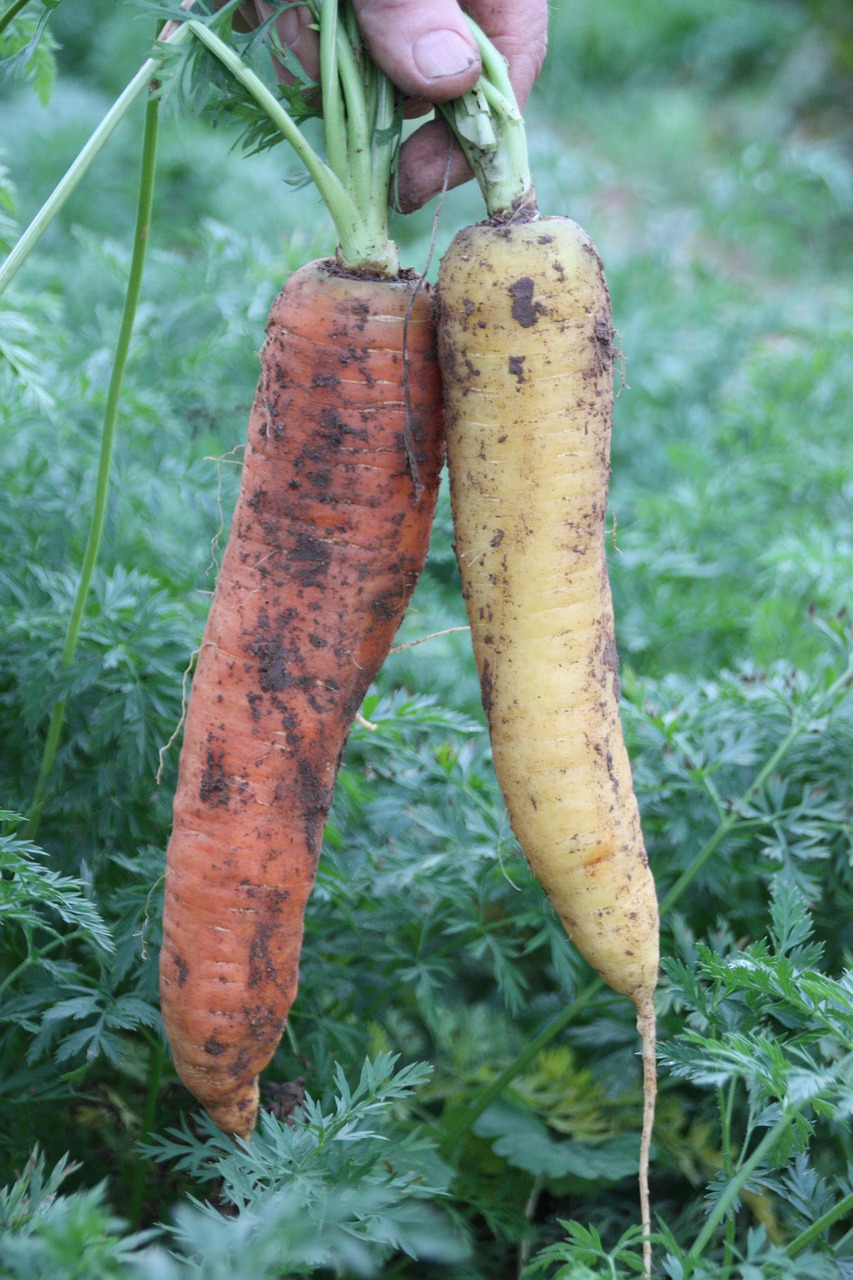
[
  {"xmin": 160, "ymin": 260, "xmax": 444, "ymax": 1138},
  {"xmin": 439, "ymin": 212, "xmax": 659, "ymax": 1265}
]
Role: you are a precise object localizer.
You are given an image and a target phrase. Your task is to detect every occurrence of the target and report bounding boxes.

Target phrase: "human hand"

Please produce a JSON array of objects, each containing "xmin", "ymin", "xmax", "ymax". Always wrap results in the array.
[{"xmin": 219, "ymin": 1, "xmax": 548, "ymax": 212}]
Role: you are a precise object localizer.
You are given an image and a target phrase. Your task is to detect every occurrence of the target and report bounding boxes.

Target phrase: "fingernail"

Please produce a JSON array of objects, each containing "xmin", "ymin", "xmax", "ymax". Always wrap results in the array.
[{"xmin": 412, "ymin": 28, "xmax": 477, "ymax": 80}]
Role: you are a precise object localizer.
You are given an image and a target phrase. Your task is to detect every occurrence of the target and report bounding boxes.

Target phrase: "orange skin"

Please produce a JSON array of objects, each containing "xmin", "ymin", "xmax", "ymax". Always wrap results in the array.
[{"xmin": 159, "ymin": 261, "xmax": 444, "ymax": 1138}]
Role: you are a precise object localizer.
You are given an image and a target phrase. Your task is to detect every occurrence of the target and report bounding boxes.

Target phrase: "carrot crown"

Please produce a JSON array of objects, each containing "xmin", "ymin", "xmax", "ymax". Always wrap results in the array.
[
  {"xmin": 189, "ymin": 0, "xmax": 400, "ymax": 276},
  {"xmin": 439, "ymin": 20, "xmax": 535, "ymax": 222}
]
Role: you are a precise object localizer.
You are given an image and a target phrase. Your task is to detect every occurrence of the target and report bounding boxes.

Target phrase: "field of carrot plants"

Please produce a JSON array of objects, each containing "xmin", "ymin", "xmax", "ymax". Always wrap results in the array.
[{"xmin": 1, "ymin": 2, "xmax": 852, "ymax": 1275}]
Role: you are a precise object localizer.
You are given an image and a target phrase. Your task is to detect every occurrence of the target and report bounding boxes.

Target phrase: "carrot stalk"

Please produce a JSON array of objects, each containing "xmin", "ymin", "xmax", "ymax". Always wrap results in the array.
[
  {"xmin": 0, "ymin": 4, "xmax": 196, "ymax": 298},
  {"xmin": 27, "ymin": 91, "xmax": 162, "ymax": 838},
  {"xmin": 438, "ymin": 20, "xmax": 531, "ymax": 218},
  {"xmin": 0, "ymin": 0, "xmax": 35, "ymax": 37}
]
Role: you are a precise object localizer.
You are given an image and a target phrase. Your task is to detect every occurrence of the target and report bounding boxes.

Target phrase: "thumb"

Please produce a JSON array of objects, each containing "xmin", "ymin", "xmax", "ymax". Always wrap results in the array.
[{"xmin": 351, "ymin": 0, "xmax": 481, "ymax": 101}]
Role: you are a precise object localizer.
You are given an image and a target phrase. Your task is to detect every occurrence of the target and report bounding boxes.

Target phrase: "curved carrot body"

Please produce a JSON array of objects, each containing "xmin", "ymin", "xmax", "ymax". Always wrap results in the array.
[
  {"xmin": 439, "ymin": 218, "xmax": 658, "ymax": 1251},
  {"xmin": 438, "ymin": 217, "xmax": 659, "ymax": 1008},
  {"xmin": 160, "ymin": 260, "xmax": 443, "ymax": 1138}
]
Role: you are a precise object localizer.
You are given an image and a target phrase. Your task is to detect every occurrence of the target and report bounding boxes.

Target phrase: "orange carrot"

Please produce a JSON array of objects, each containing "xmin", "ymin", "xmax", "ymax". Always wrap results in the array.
[
  {"xmin": 157, "ymin": 1, "xmax": 446, "ymax": 1139},
  {"xmin": 160, "ymin": 260, "xmax": 443, "ymax": 1137}
]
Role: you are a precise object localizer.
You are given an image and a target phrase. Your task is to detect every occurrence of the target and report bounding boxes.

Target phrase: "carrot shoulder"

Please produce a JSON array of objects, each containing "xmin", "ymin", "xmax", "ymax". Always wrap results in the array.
[{"xmin": 160, "ymin": 262, "xmax": 443, "ymax": 1138}]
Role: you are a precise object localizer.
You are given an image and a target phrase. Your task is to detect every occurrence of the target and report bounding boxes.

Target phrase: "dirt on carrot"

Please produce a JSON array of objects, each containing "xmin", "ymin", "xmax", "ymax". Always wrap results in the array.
[{"xmin": 160, "ymin": 259, "xmax": 444, "ymax": 1138}]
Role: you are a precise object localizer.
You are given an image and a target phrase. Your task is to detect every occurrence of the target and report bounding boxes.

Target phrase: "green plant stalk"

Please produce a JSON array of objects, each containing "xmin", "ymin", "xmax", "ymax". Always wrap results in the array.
[
  {"xmin": 334, "ymin": 18, "xmax": 373, "ymax": 235},
  {"xmin": 685, "ymin": 1046, "xmax": 853, "ymax": 1271},
  {"xmin": 442, "ymin": 979, "xmax": 602, "ymax": 1150},
  {"xmin": 27, "ymin": 95, "xmax": 161, "ymax": 838},
  {"xmin": 720, "ymin": 1215, "xmax": 736, "ymax": 1280},
  {"xmin": 318, "ymin": 0, "xmax": 397, "ymax": 266},
  {"xmin": 720, "ymin": 1079, "xmax": 737, "ymax": 1173},
  {"xmin": 1, "ymin": 5, "xmax": 400, "ymax": 288},
  {"xmin": 786, "ymin": 1189, "xmax": 853, "ymax": 1257},
  {"xmin": 683, "ymin": 1112, "xmax": 792, "ymax": 1273},
  {"xmin": 660, "ymin": 657, "xmax": 852, "ymax": 917},
  {"xmin": 372, "ymin": 74, "xmax": 396, "ymax": 202},
  {"xmin": 443, "ymin": 678, "xmax": 840, "ymax": 1147},
  {"xmin": 188, "ymin": 13, "xmax": 397, "ymax": 274},
  {"xmin": 439, "ymin": 16, "xmax": 532, "ymax": 218},
  {"xmin": 319, "ymin": 0, "xmax": 347, "ymax": 188},
  {"xmin": 0, "ymin": 929, "xmax": 93, "ymax": 1001},
  {"xmin": 129, "ymin": 1032, "xmax": 166, "ymax": 1230},
  {"xmin": 303, "ymin": 1, "xmax": 398, "ymax": 260},
  {"xmin": 0, "ymin": 22, "xmax": 191, "ymax": 298},
  {"xmin": 657, "ymin": 723, "xmax": 802, "ymax": 918},
  {"xmin": 334, "ymin": 9, "xmax": 389, "ymax": 248},
  {"xmin": 718, "ymin": 1079, "xmax": 738, "ymax": 1278},
  {"xmin": 0, "ymin": 0, "xmax": 32, "ymax": 37}
]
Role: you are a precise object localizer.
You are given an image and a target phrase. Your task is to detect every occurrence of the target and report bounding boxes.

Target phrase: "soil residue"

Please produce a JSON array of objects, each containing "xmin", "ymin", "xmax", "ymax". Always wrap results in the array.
[
  {"xmin": 508, "ymin": 277, "xmax": 546, "ymax": 328},
  {"xmin": 479, "ymin": 658, "xmax": 494, "ymax": 717},
  {"xmin": 247, "ymin": 920, "xmax": 277, "ymax": 990},
  {"xmin": 289, "ymin": 533, "xmax": 332, "ymax": 589},
  {"xmin": 200, "ymin": 746, "xmax": 230, "ymax": 808},
  {"xmin": 508, "ymin": 356, "xmax": 526, "ymax": 384},
  {"xmin": 171, "ymin": 952, "xmax": 188, "ymax": 987}
]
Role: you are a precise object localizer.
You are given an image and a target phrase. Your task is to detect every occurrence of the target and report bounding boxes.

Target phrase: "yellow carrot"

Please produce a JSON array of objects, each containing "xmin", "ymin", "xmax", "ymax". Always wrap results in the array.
[{"xmin": 438, "ymin": 26, "xmax": 659, "ymax": 1274}]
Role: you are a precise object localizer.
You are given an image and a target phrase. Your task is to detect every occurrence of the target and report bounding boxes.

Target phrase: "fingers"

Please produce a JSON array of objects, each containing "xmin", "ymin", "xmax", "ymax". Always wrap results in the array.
[
  {"xmin": 351, "ymin": 0, "xmax": 482, "ymax": 102},
  {"xmin": 395, "ymin": 120, "xmax": 472, "ymax": 214},
  {"xmin": 252, "ymin": 2, "xmax": 320, "ymax": 82},
  {"xmin": 395, "ymin": 0, "xmax": 548, "ymax": 211},
  {"xmin": 212, "ymin": 1, "xmax": 260, "ymax": 33},
  {"xmin": 465, "ymin": 0, "xmax": 549, "ymax": 111},
  {"xmin": 216, "ymin": 0, "xmax": 550, "ymax": 215},
  {"xmin": 212, "ymin": 2, "xmax": 320, "ymax": 80}
]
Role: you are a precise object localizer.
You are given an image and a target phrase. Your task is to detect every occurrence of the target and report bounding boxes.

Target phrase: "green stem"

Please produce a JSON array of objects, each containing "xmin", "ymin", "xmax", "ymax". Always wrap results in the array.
[
  {"xmin": 684, "ymin": 1112, "xmax": 791, "ymax": 1272},
  {"xmin": 0, "ymin": 0, "xmax": 32, "ymax": 37},
  {"xmin": 660, "ymin": 658, "xmax": 851, "ymax": 919},
  {"xmin": 720, "ymin": 1215, "xmax": 736, "ymax": 1280},
  {"xmin": 786, "ymin": 1189, "xmax": 853, "ymax": 1257},
  {"xmin": 187, "ymin": 16, "xmax": 397, "ymax": 274},
  {"xmin": 0, "ymin": 930, "xmax": 89, "ymax": 1002},
  {"xmin": 444, "ymin": 685, "xmax": 832, "ymax": 1147},
  {"xmin": 439, "ymin": 17, "xmax": 532, "ymax": 218},
  {"xmin": 319, "ymin": 0, "xmax": 347, "ymax": 188},
  {"xmin": 685, "ymin": 1046, "xmax": 853, "ymax": 1271},
  {"xmin": 334, "ymin": 16, "xmax": 371, "ymax": 229},
  {"xmin": 0, "ymin": 23, "xmax": 190, "ymax": 297},
  {"xmin": 442, "ymin": 979, "xmax": 602, "ymax": 1150},
  {"xmin": 658, "ymin": 722, "xmax": 802, "ymax": 918},
  {"xmin": 720, "ymin": 1079, "xmax": 737, "ymax": 1172},
  {"xmin": 129, "ymin": 1033, "xmax": 166, "ymax": 1229},
  {"xmin": 27, "ymin": 94, "xmax": 161, "ymax": 838},
  {"xmin": 717, "ymin": 1077, "xmax": 738, "ymax": 1279}
]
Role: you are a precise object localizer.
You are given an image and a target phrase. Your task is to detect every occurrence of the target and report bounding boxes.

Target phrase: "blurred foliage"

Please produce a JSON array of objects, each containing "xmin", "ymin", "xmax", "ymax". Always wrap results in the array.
[{"xmin": 0, "ymin": 0, "xmax": 852, "ymax": 1276}]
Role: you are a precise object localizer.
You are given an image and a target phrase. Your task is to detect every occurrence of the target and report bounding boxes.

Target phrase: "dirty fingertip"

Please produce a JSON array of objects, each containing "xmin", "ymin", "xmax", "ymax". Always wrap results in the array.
[{"xmin": 394, "ymin": 123, "xmax": 472, "ymax": 214}]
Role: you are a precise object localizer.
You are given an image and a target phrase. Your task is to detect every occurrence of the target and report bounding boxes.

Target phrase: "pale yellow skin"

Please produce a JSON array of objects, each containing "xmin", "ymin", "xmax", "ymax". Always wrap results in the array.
[{"xmin": 438, "ymin": 215, "xmax": 659, "ymax": 1009}]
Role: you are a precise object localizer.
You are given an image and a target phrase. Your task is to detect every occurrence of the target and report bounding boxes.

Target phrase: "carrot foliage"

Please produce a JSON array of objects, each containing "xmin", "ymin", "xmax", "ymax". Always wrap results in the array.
[{"xmin": 2, "ymin": 0, "xmax": 853, "ymax": 1275}]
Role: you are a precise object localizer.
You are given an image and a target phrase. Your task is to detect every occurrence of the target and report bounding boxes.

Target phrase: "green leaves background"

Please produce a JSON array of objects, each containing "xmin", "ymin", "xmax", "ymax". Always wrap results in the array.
[{"xmin": 1, "ymin": 1, "xmax": 852, "ymax": 1275}]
